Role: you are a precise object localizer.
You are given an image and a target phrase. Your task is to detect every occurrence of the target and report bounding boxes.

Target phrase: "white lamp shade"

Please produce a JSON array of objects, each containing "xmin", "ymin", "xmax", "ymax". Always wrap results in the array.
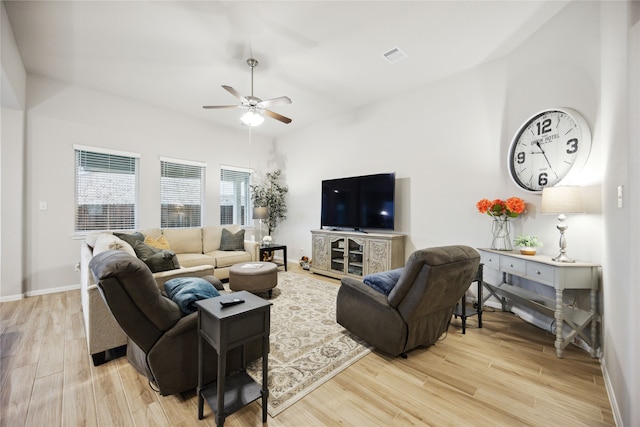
[
  {"xmin": 541, "ymin": 186, "xmax": 583, "ymax": 214},
  {"xmin": 253, "ymin": 207, "xmax": 268, "ymax": 220}
]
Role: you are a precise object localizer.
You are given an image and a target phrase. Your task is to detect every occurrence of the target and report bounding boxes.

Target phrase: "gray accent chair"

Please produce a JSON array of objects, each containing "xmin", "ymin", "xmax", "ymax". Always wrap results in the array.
[
  {"xmin": 89, "ymin": 250, "xmax": 261, "ymax": 395},
  {"xmin": 336, "ymin": 245, "xmax": 480, "ymax": 357}
]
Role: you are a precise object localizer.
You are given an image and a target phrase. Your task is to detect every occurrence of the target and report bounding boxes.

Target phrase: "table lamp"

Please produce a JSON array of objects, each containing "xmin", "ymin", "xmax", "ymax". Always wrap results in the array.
[
  {"xmin": 540, "ymin": 186, "xmax": 583, "ymax": 263},
  {"xmin": 253, "ymin": 207, "xmax": 268, "ymax": 241}
]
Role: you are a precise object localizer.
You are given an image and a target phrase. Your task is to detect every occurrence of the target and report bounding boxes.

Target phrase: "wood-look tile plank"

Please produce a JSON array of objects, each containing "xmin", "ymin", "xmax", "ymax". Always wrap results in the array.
[
  {"xmin": 24, "ymin": 371, "xmax": 64, "ymax": 427},
  {"xmin": 0, "ymin": 363, "xmax": 37, "ymax": 427},
  {"xmin": 61, "ymin": 381, "xmax": 98, "ymax": 426}
]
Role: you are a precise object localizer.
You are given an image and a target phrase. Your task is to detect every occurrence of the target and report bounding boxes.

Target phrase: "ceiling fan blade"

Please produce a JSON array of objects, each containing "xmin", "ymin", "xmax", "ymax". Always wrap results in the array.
[
  {"xmin": 263, "ymin": 109, "xmax": 292, "ymax": 124},
  {"xmin": 258, "ymin": 96, "xmax": 292, "ymax": 108},
  {"xmin": 202, "ymin": 105, "xmax": 240, "ymax": 109},
  {"xmin": 222, "ymin": 85, "xmax": 249, "ymax": 104}
]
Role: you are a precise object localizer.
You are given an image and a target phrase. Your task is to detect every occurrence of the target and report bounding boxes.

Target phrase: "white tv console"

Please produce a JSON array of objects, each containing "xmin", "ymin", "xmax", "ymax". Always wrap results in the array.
[{"xmin": 310, "ymin": 229, "xmax": 405, "ymax": 280}]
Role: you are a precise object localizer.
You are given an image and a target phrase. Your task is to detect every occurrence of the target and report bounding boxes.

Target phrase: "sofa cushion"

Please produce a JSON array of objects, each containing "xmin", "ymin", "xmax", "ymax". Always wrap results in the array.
[
  {"xmin": 220, "ymin": 228, "xmax": 245, "ymax": 251},
  {"xmin": 207, "ymin": 250, "xmax": 252, "ymax": 268},
  {"xmin": 144, "ymin": 235, "xmax": 170, "ymax": 250},
  {"xmin": 363, "ymin": 268, "xmax": 403, "ymax": 296},
  {"xmin": 162, "ymin": 228, "xmax": 202, "ymax": 254},
  {"xmin": 164, "ymin": 277, "xmax": 220, "ymax": 315},
  {"xmin": 133, "ymin": 241, "xmax": 180, "ymax": 273},
  {"xmin": 93, "ymin": 234, "xmax": 136, "ymax": 257},
  {"xmin": 176, "ymin": 253, "xmax": 216, "ymax": 269},
  {"xmin": 114, "ymin": 231, "xmax": 145, "ymax": 247}
]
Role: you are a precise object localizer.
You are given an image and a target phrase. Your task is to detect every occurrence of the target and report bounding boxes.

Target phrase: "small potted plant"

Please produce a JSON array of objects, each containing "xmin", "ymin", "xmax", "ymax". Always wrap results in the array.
[{"xmin": 513, "ymin": 234, "xmax": 543, "ymax": 255}]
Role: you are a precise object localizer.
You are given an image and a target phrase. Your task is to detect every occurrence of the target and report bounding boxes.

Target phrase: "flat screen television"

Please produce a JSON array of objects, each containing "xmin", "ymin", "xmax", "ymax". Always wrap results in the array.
[{"xmin": 321, "ymin": 172, "xmax": 396, "ymax": 231}]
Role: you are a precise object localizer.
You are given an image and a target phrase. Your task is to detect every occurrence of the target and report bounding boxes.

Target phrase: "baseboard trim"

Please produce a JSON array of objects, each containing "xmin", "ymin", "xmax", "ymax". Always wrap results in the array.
[
  {"xmin": 601, "ymin": 356, "xmax": 623, "ymax": 427},
  {"xmin": 1, "ymin": 283, "xmax": 82, "ymax": 302}
]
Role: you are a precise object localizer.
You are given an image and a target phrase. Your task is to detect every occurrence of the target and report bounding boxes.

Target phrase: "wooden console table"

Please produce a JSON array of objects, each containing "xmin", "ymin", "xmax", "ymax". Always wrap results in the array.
[{"xmin": 478, "ymin": 249, "xmax": 599, "ymax": 358}]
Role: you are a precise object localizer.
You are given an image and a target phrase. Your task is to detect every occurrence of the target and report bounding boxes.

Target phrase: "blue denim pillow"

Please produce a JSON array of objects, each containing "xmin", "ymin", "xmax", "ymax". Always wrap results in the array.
[{"xmin": 363, "ymin": 268, "xmax": 403, "ymax": 296}]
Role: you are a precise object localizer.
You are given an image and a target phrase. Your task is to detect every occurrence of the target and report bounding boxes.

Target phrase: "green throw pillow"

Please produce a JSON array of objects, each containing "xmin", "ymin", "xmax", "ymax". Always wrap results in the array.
[{"xmin": 220, "ymin": 228, "xmax": 245, "ymax": 251}]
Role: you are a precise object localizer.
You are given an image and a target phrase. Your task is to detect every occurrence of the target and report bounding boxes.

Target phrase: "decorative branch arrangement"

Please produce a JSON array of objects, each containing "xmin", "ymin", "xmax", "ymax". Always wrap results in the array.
[{"xmin": 250, "ymin": 169, "xmax": 288, "ymax": 236}]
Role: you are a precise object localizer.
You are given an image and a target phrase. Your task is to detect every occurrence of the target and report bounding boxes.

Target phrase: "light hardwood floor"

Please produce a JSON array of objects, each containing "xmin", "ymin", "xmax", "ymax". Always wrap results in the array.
[{"xmin": 1, "ymin": 263, "xmax": 614, "ymax": 426}]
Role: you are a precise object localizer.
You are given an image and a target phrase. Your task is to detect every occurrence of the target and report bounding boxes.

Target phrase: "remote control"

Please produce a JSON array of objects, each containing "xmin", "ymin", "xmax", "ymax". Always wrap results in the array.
[{"xmin": 220, "ymin": 298, "xmax": 245, "ymax": 307}]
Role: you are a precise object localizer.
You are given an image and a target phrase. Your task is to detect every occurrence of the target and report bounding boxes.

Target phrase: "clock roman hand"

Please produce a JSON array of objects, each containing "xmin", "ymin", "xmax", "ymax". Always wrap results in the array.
[{"xmin": 535, "ymin": 142, "xmax": 559, "ymax": 180}]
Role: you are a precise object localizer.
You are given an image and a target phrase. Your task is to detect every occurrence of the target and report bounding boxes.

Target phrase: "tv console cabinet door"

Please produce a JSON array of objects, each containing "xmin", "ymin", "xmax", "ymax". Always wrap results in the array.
[
  {"xmin": 364, "ymin": 239, "xmax": 391, "ymax": 274},
  {"xmin": 311, "ymin": 233, "xmax": 329, "ymax": 271},
  {"xmin": 329, "ymin": 236, "xmax": 347, "ymax": 275}
]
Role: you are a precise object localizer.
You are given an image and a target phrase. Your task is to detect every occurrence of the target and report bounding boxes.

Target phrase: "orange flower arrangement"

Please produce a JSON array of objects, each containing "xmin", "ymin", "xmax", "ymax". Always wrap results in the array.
[{"xmin": 476, "ymin": 197, "xmax": 526, "ymax": 218}]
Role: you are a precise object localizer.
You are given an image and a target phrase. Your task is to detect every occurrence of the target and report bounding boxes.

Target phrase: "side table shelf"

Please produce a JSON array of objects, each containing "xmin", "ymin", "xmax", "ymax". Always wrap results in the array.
[
  {"xmin": 453, "ymin": 263, "xmax": 484, "ymax": 334},
  {"xmin": 196, "ymin": 291, "xmax": 272, "ymax": 427}
]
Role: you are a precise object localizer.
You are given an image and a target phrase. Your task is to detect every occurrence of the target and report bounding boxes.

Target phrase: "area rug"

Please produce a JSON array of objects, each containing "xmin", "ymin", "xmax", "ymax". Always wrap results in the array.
[{"xmin": 243, "ymin": 271, "xmax": 373, "ymax": 417}]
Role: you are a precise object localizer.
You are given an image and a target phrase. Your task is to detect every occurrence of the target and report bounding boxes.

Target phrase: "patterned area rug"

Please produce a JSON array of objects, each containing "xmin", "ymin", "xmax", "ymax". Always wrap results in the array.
[{"xmin": 243, "ymin": 271, "xmax": 373, "ymax": 417}]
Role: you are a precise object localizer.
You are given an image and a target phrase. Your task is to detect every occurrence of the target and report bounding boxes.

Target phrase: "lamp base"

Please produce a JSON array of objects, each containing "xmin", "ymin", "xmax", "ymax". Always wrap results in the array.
[{"xmin": 552, "ymin": 252, "xmax": 576, "ymax": 263}]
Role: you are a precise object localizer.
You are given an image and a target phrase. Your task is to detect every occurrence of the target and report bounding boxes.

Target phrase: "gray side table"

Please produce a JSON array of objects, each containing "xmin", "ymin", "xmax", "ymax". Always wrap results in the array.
[{"xmin": 196, "ymin": 291, "xmax": 272, "ymax": 426}]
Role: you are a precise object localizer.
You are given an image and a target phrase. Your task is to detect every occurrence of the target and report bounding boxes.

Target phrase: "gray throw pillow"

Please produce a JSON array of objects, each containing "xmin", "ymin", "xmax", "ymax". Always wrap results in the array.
[
  {"xmin": 114, "ymin": 231, "xmax": 144, "ymax": 248},
  {"xmin": 133, "ymin": 240, "xmax": 180, "ymax": 273},
  {"xmin": 220, "ymin": 228, "xmax": 245, "ymax": 251}
]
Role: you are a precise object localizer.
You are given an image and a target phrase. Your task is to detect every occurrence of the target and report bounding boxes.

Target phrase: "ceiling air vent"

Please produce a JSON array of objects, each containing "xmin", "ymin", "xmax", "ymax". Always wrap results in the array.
[{"xmin": 382, "ymin": 47, "xmax": 408, "ymax": 64}]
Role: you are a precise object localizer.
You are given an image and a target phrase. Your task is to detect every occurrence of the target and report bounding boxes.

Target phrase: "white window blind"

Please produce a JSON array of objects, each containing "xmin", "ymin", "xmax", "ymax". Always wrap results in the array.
[
  {"xmin": 160, "ymin": 158, "xmax": 206, "ymax": 228},
  {"xmin": 74, "ymin": 146, "xmax": 139, "ymax": 231},
  {"xmin": 220, "ymin": 166, "xmax": 252, "ymax": 226}
]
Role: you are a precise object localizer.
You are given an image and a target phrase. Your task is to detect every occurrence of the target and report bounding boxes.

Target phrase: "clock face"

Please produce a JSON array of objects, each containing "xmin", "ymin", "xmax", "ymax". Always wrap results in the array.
[{"xmin": 508, "ymin": 108, "xmax": 592, "ymax": 193}]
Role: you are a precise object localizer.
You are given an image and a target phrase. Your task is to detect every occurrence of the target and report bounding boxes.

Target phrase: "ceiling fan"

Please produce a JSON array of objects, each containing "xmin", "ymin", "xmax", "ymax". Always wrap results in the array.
[{"xmin": 203, "ymin": 58, "xmax": 292, "ymax": 126}]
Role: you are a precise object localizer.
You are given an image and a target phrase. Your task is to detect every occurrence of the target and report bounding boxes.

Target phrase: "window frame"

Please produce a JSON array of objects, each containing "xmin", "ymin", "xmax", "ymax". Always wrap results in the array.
[
  {"xmin": 74, "ymin": 145, "xmax": 140, "ymax": 233},
  {"xmin": 160, "ymin": 157, "xmax": 207, "ymax": 229},
  {"xmin": 219, "ymin": 165, "xmax": 253, "ymax": 226}
]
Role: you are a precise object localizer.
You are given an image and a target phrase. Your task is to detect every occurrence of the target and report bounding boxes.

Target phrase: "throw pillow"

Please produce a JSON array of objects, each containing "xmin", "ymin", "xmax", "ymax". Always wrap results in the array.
[
  {"xmin": 363, "ymin": 268, "xmax": 404, "ymax": 296},
  {"xmin": 220, "ymin": 228, "xmax": 245, "ymax": 251},
  {"xmin": 164, "ymin": 277, "xmax": 220, "ymax": 315},
  {"xmin": 133, "ymin": 241, "xmax": 180, "ymax": 273},
  {"xmin": 144, "ymin": 235, "xmax": 170, "ymax": 250},
  {"xmin": 93, "ymin": 234, "xmax": 136, "ymax": 257},
  {"xmin": 114, "ymin": 231, "xmax": 145, "ymax": 247}
]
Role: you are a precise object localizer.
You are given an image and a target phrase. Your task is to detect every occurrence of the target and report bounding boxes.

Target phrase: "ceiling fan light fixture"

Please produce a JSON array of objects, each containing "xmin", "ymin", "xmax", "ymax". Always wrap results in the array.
[{"xmin": 241, "ymin": 109, "xmax": 264, "ymax": 127}]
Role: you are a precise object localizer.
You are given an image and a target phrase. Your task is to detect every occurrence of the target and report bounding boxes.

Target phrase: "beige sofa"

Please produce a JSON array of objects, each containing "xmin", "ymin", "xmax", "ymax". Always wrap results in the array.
[{"xmin": 80, "ymin": 225, "xmax": 260, "ymax": 365}]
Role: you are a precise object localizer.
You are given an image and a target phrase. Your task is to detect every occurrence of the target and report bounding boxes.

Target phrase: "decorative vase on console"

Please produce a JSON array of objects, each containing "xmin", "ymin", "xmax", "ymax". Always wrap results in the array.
[{"xmin": 476, "ymin": 196, "xmax": 526, "ymax": 251}]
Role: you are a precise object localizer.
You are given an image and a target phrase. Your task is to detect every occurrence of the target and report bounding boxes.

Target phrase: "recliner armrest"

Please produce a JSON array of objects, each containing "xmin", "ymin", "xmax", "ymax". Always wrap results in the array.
[{"xmin": 164, "ymin": 312, "xmax": 197, "ymax": 338}]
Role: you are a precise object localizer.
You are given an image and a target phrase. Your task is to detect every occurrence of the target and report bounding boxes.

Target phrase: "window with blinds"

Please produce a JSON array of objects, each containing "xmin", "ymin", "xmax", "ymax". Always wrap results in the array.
[
  {"xmin": 220, "ymin": 166, "xmax": 252, "ymax": 226},
  {"xmin": 161, "ymin": 158, "xmax": 206, "ymax": 228},
  {"xmin": 75, "ymin": 146, "xmax": 140, "ymax": 231}
]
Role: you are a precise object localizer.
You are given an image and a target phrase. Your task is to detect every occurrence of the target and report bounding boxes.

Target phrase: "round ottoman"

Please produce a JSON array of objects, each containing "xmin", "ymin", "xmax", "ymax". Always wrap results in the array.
[{"xmin": 229, "ymin": 262, "xmax": 278, "ymax": 297}]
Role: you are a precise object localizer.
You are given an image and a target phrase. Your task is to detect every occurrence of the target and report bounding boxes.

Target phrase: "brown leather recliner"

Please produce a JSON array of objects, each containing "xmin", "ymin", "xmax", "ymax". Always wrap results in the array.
[
  {"xmin": 336, "ymin": 245, "xmax": 480, "ymax": 357},
  {"xmin": 89, "ymin": 249, "xmax": 261, "ymax": 395}
]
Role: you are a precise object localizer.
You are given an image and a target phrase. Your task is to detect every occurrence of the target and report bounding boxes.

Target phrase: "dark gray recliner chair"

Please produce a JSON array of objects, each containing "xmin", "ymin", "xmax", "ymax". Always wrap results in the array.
[
  {"xmin": 89, "ymin": 250, "xmax": 261, "ymax": 395},
  {"xmin": 336, "ymin": 245, "xmax": 480, "ymax": 357}
]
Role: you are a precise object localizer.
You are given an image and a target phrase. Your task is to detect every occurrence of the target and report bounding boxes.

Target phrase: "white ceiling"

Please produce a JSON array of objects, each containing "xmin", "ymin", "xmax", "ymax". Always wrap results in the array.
[{"xmin": 4, "ymin": 0, "xmax": 570, "ymax": 138}]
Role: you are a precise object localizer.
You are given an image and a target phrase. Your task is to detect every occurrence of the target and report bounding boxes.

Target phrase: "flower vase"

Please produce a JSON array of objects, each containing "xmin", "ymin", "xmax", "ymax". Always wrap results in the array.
[{"xmin": 491, "ymin": 217, "xmax": 512, "ymax": 251}]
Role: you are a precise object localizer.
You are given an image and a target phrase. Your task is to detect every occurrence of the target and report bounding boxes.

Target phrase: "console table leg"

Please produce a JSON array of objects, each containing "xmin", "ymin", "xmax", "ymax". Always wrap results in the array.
[{"xmin": 555, "ymin": 288, "xmax": 564, "ymax": 358}]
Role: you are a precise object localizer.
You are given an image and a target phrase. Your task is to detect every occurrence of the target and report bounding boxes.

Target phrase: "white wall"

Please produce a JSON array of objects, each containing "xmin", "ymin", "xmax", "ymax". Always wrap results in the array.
[
  {"xmin": 1, "ymin": 1, "xmax": 27, "ymax": 300},
  {"xmin": 20, "ymin": 75, "xmax": 273, "ymax": 296},
  {"xmin": 599, "ymin": 2, "xmax": 640, "ymax": 425},
  {"xmin": 277, "ymin": 1, "xmax": 602, "ymax": 267}
]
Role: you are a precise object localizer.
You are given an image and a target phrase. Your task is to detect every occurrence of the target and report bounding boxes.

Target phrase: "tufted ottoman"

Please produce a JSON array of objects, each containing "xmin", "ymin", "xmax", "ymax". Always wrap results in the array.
[{"xmin": 229, "ymin": 262, "xmax": 278, "ymax": 297}]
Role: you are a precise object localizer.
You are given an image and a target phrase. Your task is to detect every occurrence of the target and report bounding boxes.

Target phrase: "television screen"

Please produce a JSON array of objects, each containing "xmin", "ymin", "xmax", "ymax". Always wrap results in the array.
[{"xmin": 321, "ymin": 173, "xmax": 395, "ymax": 231}]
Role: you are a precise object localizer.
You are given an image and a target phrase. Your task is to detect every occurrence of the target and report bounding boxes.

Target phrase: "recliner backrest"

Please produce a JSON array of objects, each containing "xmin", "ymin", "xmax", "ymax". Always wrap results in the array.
[
  {"xmin": 89, "ymin": 250, "xmax": 183, "ymax": 353},
  {"xmin": 388, "ymin": 246, "xmax": 480, "ymax": 323}
]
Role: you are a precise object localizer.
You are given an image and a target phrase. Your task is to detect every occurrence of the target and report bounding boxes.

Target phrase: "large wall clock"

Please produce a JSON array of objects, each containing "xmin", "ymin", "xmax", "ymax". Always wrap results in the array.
[{"xmin": 507, "ymin": 108, "xmax": 592, "ymax": 193}]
